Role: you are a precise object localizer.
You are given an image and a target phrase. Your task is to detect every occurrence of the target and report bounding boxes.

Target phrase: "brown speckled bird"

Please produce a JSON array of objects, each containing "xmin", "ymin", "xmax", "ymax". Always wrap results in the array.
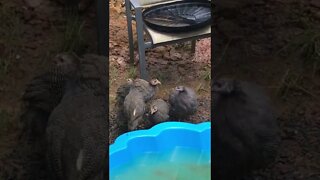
[
  {"xmin": 212, "ymin": 78, "xmax": 281, "ymax": 180},
  {"xmin": 169, "ymin": 86, "xmax": 198, "ymax": 121}
]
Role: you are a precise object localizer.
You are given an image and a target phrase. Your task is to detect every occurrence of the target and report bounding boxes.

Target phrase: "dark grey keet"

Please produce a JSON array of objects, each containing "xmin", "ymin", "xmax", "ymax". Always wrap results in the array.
[
  {"xmin": 148, "ymin": 99, "xmax": 170, "ymax": 124},
  {"xmin": 20, "ymin": 52, "xmax": 80, "ymax": 139},
  {"xmin": 212, "ymin": 78, "xmax": 281, "ymax": 180},
  {"xmin": 169, "ymin": 86, "xmax": 198, "ymax": 120},
  {"xmin": 46, "ymin": 54, "xmax": 107, "ymax": 180},
  {"xmin": 115, "ymin": 79, "xmax": 134, "ymax": 132},
  {"xmin": 131, "ymin": 78, "xmax": 161, "ymax": 102},
  {"xmin": 123, "ymin": 89, "xmax": 146, "ymax": 131},
  {"xmin": 115, "ymin": 79, "xmax": 133, "ymax": 107}
]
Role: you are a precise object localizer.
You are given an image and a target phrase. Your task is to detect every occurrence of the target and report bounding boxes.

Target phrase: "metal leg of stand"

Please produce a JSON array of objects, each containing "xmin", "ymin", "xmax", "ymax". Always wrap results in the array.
[
  {"xmin": 191, "ymin": 39, "xmax": 196, "ymax": 53},
  {"xmin": 135, "ymin": 8, "xmax": 149, "ymax": 80},
  {"xmin": 125, "ymin": 0, "xmax": 135, "ymax": 64}
]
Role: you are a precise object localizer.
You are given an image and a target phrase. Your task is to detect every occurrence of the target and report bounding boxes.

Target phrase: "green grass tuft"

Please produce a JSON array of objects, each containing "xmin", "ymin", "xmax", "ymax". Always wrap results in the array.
[
  {"xmin": 60, "ymin": 10, "xmax": 87, "ymax": 54},
  {"xmin": 201, "ymin": 66, "xmax": 211, "ymax": 81},
  {"xmin": 127, "ymin": 65, "xmax": 137, "ymax": 79}
]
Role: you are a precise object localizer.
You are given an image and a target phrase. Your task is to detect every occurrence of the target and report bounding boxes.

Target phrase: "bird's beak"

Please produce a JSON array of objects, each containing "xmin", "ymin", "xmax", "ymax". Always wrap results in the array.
[{"xmin": 150, "ymin": 108, "xmax": 156, "ymax": 114}]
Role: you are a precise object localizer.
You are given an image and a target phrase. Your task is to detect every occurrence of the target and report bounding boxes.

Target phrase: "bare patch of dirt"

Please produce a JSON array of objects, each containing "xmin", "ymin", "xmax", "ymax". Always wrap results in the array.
[
  {"xmin": 215, "ymin": 0, "xmax": 320, "ymax": 179},
  {"xmin": 0, "ymin": 0, "xmax": 99, "ymax": 179}
]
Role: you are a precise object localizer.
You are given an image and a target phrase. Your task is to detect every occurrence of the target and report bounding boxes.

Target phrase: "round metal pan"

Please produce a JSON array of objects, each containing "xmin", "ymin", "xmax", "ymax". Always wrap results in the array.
[{"xmin": 143, "ymin": 0, "xmax": 212, "ymax": 33}]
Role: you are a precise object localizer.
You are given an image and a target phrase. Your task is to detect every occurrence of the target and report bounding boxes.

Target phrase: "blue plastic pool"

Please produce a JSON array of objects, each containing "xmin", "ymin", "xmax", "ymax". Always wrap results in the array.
[{"xmin": 109, "ymin": 122, "xmax": 211, "ymax": 180}]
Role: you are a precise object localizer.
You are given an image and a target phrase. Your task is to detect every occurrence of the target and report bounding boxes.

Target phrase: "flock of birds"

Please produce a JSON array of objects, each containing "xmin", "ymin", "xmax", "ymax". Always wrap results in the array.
[
  {"xmin": 115, "ymin": 78, "xmax": 198, "ymax": 132},
  {"xmin": 113, "ymin": 77, "xmax": 281, "ymax": 180},
  {"xmin": 19, "ymin": 54, "xmax": 281, "ymax": 180},
  {"xmin": 17, "ymin": 0, "xmax": 282, "ymax": 179}
]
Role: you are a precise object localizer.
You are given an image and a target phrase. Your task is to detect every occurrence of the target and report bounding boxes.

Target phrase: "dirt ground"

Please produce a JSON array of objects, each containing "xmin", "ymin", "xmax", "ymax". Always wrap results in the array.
[
  {"xmin": 0, "ymin": 0, "xmax": 99, "ymax": 179},
  {"xmin": 215, "ymin": 0, "xmax": 320, "ymax": 179},
  {"xmin": 108, "ymin": 9, "xmax": 211, "ymax": 144},
  {"xmin": 0, "ymin": 0, "xmax": 211, "ymax": 179},
  {"xmin": 0, "ymin": 0, "xmax": 319, "ymax": 179}
]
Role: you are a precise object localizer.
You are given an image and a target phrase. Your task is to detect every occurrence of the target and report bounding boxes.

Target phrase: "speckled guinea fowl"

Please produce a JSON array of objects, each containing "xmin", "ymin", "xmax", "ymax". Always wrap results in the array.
[
  {"xmin": 115, "ymin": 79, "xmax": 133, "ymax": 106},
  {"xmin": 123, "ymin": 89, "xmax": 146, "ymax": 131},
  {"xmin": 115, "ymin": 79, "xmax": 134, "ymax": 132},
  {"xmin": 168, "ymin": 86, "xmax": 198, "ymax": 120},
  {"xmin": 131, "ymin": 78, "xmax": 161, "ymax": 102},
  {"xmin": 212, "ymin": 78, "xmax": 281, "ymax": 180},
  {"xmin": 148, "ymin": 98, "xmax": 170, "ymax": 125},
  {"xmin": 46, "ymin": 54, "xmax": 107, "ymax": 180},
  {"xmin": 20, "ymin": 53, "xmax": 80, "ymax": 139},
  {"xmin": 23, "ymin": 53, "xmax": 79, "ymax": 112}
]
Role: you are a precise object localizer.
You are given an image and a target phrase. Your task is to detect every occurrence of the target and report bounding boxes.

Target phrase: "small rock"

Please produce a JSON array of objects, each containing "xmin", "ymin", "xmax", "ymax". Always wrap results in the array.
[
  {"xmin": 172, "ymin": 52, "xmax": 182, "ymax": 61},
  {"xmin": 154, "ymin": 46, "xmax": 166, "ymax": 53},
  {"xmin": 116, "ymin": 57, "xmax": 126, "ymax": 67},
  {"xmin": 15, "ymin": 55, "xmax": 21, "ymax": 60},
  {"xmin": 163, "ymin": 52, "xmax": 171, "ymax": 60},
  {"xmin": 176, "ymin": 61, "xmax": 186, "ymax": 67},
  {"xmin": 159, "ymin": 61, "xmax": 168, "ymax": 65}
]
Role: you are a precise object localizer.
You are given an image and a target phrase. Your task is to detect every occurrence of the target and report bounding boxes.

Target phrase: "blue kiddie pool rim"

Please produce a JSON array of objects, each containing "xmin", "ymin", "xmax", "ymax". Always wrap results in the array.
[{"xmin": 109, "ymin": 121, "xmax": 211, "ymax": 172}]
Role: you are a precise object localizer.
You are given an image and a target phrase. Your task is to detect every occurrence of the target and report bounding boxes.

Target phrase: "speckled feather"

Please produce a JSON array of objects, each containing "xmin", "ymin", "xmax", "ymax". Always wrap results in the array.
[
  {"xmin": 46, "ymin": 54, "xmax": 107, "ymax": 180},
  {"xmin": 131, "ymin": 78, "xmax": 159, "ymax": 102},
  {"xmin": 21, "ymin": 53, "xmax": 80, "ymax": 138},
  {"xmin": 115, "ymin": 79, "xmax": 133, "ymax": 131},
  {"xmin": 124, "ymin": 89, "xmax": 146, "ymax": 131}
]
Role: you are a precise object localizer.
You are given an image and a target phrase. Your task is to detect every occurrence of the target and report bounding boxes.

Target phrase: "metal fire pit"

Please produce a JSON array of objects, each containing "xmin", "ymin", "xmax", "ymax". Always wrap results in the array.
[
  {"xmin": 143, "ymin": 0, "xmax": 212, "ymax": 33},
  {"xmin": 125, "ymin": 0, "xmax": 211, "ymax": 80}
]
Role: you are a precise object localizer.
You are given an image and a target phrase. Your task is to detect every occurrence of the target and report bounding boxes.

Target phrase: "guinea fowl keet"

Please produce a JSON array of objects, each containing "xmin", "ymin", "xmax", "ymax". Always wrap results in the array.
[
  {"xmin": 115, "ymin": 79, "xmax": 133, "ymax": 107},
  {"xmin": 21, "ymin": 53, "xmax": 79, "ymax": 139},
  {"xmin": 212, "ymin": 78, "xmax": 281, "ymax": 180},
  {"xmin": 131, "ymin": 78, "xmax": 161, "ymax": 102},
  {"xmin": 148, "ymin": 99, "xmax": 170, "ymax": 125},
  {"xmin": 123, "ymin": 89, "xmax": 146, "ymax": 131},
  {"xmin": 115, "ymin": 79, "xmax": 134, "ymax": 131},
  {"xmin": 169, "ymin": 86, "xmax": 198, "ymax": 120}
]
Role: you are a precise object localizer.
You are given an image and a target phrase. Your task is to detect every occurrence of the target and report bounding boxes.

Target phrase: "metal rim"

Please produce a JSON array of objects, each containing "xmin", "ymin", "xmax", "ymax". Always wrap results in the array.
[{"xmin": 143, "ymin": 1, "xmax": 212, "ymax": 33}]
